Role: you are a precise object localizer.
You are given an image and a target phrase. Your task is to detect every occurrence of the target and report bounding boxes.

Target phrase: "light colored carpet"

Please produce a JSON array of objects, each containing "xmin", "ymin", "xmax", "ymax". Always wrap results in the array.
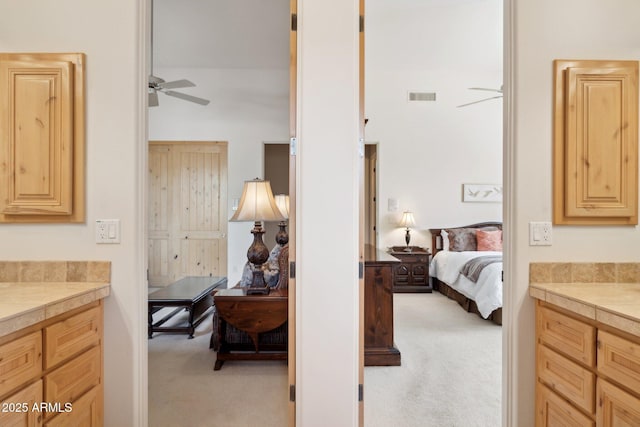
[{"xmin": 148, "ymin": 292, "xmax": 501, "ymax": 427}]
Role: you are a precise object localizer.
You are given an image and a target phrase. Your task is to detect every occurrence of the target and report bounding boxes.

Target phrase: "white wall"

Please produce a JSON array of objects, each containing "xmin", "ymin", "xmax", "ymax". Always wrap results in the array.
[
  {"xmin": 0, "ymin": 1, "xmax": 146, "ymax": 426},
  {"xmin": 509, "ymin": 0, "xmax": 640, "ymax": 424},
  {"xmin": 149, "ymin": 67, "xmax": 290, "ymax": 285},
  {"xmin": 365, "ymin": 0, "xmax": 503, "ymax": 250}
]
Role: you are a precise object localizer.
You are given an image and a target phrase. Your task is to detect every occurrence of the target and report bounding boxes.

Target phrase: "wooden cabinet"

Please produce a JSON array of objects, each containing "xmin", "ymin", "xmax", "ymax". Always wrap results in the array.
[
  {"xmin": 364, "ymin": 245, "xmax": 400, "ymax": 366},
  {"xmin": 553, "ymin": 59, "xmax": 639, "ymax": 225},
  {"xmin": 535, "ymin": 301, "xmax": 640, "ymax": 426},
  {"xmin": 389, "ymin": 246, "xmax": 431, "ymax": 292},
  {"xmin": 0, "ymin": 302, "xmax": 103, "ymax": 427},
  {"xmin": 0, "ymin": 53, "xmax": 85, "ymax": 223}
]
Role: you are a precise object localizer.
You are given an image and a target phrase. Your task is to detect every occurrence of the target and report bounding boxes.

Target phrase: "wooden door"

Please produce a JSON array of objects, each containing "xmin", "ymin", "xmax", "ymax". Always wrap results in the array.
[
  {"xmin": 148, "ymin": 141, "xmax": 228, "ymax": 286},
  {"xmin": 358, "ymin": 0, "xmax": 366, "ymax": 424},
  {"xmin": 288, "ymin": 0, "xmax": 297, "ymax": 424}
]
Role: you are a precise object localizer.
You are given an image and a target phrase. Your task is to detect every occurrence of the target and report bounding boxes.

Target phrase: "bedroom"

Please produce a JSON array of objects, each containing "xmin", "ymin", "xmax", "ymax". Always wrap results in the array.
[
  {"xmin": 148, "ymin": 0, "xmax": 503, "ymax": 425},
  {"xmin": 4, "ymin": 0, "xmax": 640, "ymax": 426}
]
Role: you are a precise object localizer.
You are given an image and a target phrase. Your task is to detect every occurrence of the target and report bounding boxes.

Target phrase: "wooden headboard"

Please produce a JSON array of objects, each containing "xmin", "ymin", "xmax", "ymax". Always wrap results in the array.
[{"xmin": 428, "ymin": 222, "xmax": 502, "ymax": 256}]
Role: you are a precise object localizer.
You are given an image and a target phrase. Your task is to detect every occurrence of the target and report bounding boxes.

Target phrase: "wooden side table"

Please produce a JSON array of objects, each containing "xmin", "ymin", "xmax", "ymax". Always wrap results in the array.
[
  {"xmin": 389, "ymin": 246, "xmax": 432, "ymax": 293},
  {"xmin": 213, "ymin": 287, "xmax": 288, "ymax": 370}
]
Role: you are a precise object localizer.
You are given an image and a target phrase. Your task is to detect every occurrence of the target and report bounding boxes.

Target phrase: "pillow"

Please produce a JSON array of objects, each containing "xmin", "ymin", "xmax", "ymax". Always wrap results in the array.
[
  {"xmin": 440, "ymin": 230, "xmax": 450, "ymax": 251},
  {"xmin": 446, "ymin": 228, "xmax": 477, "ymax": 251},
  {"xmin": 477, "ymin": 229, "xmax": 503, "ymax": 251}
]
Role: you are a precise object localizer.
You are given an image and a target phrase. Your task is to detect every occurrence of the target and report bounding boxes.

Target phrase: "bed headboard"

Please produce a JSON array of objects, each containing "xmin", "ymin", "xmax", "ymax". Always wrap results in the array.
[{"xmin": 428, "ymin": 222, "xmax": 502, "ymax": 256}]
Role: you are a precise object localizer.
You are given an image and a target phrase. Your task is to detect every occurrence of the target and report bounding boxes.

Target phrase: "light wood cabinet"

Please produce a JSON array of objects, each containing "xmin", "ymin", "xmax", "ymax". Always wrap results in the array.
[
  {"xmin": 553, "ymin": 59, "xmax": 639, "ymax": 225},
  {"xmin": 536, "ymin": 301, "xmax": 640, "ymax": 426},
  {"xmin": 0, "ymin": 53, "xmax": 85, "ymax": 223},
  {"xmin": 0, "ymin": 302, "xmax": 103, "ymax": 427}
]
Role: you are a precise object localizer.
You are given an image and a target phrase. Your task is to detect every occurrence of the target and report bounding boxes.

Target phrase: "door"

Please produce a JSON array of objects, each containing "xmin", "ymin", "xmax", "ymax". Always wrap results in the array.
[{"xmin": 148, "ymin": 141, "xmax": 228, "ymax": 286}]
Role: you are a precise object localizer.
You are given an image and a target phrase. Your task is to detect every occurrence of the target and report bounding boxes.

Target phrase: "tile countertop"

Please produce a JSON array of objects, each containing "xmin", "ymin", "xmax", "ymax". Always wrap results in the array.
[
  {"xmin": 0, "ymin": 281, "xmax": 110, "ymax": 338},
  {"xmin": 530, "ymin": 282, "xmax": 640, "ymax": 338}
]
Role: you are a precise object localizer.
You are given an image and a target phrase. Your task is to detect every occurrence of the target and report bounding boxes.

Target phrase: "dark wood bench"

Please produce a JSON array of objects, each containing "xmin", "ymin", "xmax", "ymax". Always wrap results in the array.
[{"xmin": 148, "ymin": 276, "xmax": 227, "ymax": 338}]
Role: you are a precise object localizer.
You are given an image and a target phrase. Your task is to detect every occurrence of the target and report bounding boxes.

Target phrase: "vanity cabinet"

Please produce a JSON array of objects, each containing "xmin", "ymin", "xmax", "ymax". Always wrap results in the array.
[
  {"xmin": 535, "ymin": 301, "xmax": 640, "ymax": 426},
  {"xmin": 0, "ymin": 301, "xmax": 103, "ymax": 426}
]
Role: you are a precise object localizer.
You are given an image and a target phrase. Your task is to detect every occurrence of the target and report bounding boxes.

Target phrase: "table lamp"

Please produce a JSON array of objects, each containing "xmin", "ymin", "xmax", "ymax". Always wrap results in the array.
[
  {"xmin": 230, "ymin": 178, "xmax": 285, "ymax": 294},
  {"xmin": 274, "ymin": 194, "xmax": 290, "ymax": 246},
  {"xmin": 398, "ymin": 211, "xmax": 415, "ymax": 251}
]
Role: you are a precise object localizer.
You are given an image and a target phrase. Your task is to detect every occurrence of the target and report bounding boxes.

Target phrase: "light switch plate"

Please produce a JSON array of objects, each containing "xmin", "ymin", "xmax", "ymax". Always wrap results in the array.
[
  {"xmin": 96, "ymin": 219, "xmax": 121, "ymax": 244},
  {"xmin": 529, "ymin": 221, "xmax": 552, "ymax": 246}
]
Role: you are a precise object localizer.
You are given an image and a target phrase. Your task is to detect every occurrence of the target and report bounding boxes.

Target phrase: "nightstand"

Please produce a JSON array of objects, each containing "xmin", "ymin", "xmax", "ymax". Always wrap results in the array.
[{"xmin": 389, "ymin": 246, "xmax": 432, "ymax": 293}]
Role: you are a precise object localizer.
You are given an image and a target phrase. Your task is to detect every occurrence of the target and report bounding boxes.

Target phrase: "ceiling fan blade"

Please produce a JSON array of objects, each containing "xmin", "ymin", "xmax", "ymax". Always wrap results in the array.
[
  {"xmin": 149, "ymin": 90, "xmax": 159, "ymax": 107},
  {"xmin": 164, "ymin": 90, "xmax": 210, "ymax": 105},
  {"xmin": 157, "ymin": 79, "xmax": 196, "ymax": 90},
  {"xmin": 469, "ymin": 87, "xmax": 503, "ymax": 93},
  {"xmin": 456, "ymin": 95, "xmax": 503, "ymax": 108}
]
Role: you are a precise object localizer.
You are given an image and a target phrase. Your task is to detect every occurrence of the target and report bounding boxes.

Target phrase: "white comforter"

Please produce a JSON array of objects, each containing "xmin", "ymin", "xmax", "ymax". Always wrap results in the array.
[{"xmin": 428, "ymin": 250, "xmax": 503, "ymax": 319}]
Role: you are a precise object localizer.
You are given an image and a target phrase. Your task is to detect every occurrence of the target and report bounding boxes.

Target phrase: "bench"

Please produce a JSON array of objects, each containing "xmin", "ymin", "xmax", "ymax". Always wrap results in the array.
[{"xmin": 148, "ymin": 276, "xmax": 227, "ymax": 338}]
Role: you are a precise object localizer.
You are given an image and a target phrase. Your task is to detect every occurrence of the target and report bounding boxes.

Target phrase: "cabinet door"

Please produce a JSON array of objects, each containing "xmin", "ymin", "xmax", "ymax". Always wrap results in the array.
[
  {"xmin": 0, "ymin": 53, "xmax": 85, "ymax": 223},
  {"xmin": 43, "ymin": 385, "xmax": 102, "ymax": 427},
  {"xmin": 44, "ymin": 306, "xmax": 101, "ymax": 369},
  {"xmin": 597, "ymin": 379, "xmax": 640, "ymax": 426},
  {"xmin": 0, "ymin": 380, "xmax": 43, "ymax": 427},
  {"xmin": 553, "ymin": 59, "xmax": 639, "ymax": 225},
  {"xmin": 597, "ymin": 330, "xmax": 640, "ymax": 393},
  {"xmin": 536, "ymin": 383, "xmax": 594, "ymax": 427},
  {"xmin": 0, "ymin": 331, "xmax": 42, "ymax": 398}
]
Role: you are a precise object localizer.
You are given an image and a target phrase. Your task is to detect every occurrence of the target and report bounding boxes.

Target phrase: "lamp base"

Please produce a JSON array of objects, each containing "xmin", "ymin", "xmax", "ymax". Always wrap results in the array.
[{"xmin": 246, "ymin": 224, "xmax": 271, "ymax": 295}]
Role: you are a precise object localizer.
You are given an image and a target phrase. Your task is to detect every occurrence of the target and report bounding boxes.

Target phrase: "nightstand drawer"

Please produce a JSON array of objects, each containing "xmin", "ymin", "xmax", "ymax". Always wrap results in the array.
[
  {"xmin": 537, "ymin": 345, "xmax": 595, "ymax": 415},
  {"xmin": 537, "ymin": 305, "xmax": 595, "ymax": 367}
]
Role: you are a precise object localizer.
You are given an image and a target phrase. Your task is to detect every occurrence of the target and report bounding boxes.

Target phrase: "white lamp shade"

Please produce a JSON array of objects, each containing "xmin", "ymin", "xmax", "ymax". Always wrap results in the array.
[
  {"xmin": 399, "ymin": 211, "xmax": 415, "ymax": 228},
  {"xmin": 274, "ymin": 194, "xmax": 290, "ymax": 219},
  {"xmin": 229, "ymin": 179, "xmax": 285, "ymax": 222}
]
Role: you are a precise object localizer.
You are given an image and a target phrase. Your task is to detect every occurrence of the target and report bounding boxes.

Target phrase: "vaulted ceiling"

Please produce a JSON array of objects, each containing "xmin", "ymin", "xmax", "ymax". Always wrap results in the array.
[{"xmin": 153, "ymin": 0, "xmax": 290, "ymax": 70}]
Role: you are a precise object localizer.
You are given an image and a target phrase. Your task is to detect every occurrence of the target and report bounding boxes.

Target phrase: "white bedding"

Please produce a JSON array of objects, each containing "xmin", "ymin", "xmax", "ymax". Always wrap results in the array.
[{"xmin": 428, "ymin": 250, "xmax": 502, "ymax": 319}]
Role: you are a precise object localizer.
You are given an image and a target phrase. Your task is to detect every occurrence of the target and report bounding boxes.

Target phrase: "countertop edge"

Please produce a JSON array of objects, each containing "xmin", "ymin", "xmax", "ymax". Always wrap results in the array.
[{"xmin": 0, "ymin": 283, "xmax": 111, "ymax": 339}]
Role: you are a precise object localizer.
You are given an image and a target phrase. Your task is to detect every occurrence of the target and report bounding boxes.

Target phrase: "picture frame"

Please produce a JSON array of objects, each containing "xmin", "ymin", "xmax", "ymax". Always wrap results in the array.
[{"xmin": 462, "ymin": 184, "xmax": 503, "ymax": 203}]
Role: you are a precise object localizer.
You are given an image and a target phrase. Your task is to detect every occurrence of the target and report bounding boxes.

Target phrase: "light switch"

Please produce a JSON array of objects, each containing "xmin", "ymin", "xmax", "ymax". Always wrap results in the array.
[
  {"xmin": 388, "ymin": 198, "xmax": 399, "ymax": 212},
  {"xmin": 529, "ymin": 221, "xmax": 552, "ymax": 246},
  {"xmin": 96, "ymin": 219, "xmax": 121, "ymax": 244}
]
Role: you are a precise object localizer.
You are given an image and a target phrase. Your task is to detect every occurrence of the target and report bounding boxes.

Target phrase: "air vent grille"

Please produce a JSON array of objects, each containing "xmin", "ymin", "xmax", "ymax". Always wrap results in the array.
[{"xmin": 408, "ymin": 91, "xmax": 436, "ymax": 102}]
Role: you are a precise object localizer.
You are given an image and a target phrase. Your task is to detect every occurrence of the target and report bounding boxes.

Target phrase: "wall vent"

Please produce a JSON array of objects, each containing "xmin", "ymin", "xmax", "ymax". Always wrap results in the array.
[{"xmin": 408, "ymin": 91, "xmax": 436, "ymax": 102}]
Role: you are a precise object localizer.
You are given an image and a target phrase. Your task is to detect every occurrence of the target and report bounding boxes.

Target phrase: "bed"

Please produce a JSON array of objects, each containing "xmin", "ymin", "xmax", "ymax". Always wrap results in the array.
[{"xmin": 428, "ymin": 222, "xmax": 503, "ymax": 325}]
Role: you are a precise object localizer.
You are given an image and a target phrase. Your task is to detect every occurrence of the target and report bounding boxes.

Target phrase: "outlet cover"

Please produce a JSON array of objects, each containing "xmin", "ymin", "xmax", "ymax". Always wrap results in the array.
[
  {"xmin": 529, "ymin": 221, "xmax": 552, "ymax": 246},
  {"xmin": 96, "ymin": 219, "xmax": 121, "ymax": 244}
]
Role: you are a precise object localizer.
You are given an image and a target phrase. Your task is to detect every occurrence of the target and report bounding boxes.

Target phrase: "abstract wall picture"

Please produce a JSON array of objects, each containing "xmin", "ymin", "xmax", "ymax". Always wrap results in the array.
[{"xmin": 462, "ymin": 184, "xmax": 503, "ymax": 203}]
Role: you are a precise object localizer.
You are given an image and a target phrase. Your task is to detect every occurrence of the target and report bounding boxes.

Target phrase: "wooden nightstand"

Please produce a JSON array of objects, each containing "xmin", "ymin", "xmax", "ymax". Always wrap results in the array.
[{"xmin": 389, "ymin": 246, "xmax": 432, "ymax": 293}]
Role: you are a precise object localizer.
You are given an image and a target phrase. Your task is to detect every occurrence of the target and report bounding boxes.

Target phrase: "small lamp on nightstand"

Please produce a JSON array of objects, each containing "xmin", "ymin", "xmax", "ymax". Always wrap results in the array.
[
  {"xmin": 274, "ymin": 194, "xmax": 290, "ymax": 246},
  {"xmin": 398, "ymin": 211, "xmax": 416, "ymax": 251},
  {"xmin": 230, "ymin": 178, "xmax": 285, "ymax": 294}
]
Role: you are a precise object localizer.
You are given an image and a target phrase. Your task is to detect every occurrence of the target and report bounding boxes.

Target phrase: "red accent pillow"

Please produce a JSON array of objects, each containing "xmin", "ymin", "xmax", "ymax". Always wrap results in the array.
[{"xmin": 476, "ymin": 229, "xmax": 502, "ymax": 251}]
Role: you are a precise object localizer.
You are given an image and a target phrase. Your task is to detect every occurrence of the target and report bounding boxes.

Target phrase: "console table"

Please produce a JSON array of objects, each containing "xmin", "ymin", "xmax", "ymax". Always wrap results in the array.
[
  {"xmin": 364, "ymin": 244, "xmax": 401, "ymax": 366},
  {"xmin": 148, "ymin": 276, "xmax": 227, "ymax": 338},
  {"xmin": 213, "ymin": 287, "xmax": 288, "ymax": 370}
]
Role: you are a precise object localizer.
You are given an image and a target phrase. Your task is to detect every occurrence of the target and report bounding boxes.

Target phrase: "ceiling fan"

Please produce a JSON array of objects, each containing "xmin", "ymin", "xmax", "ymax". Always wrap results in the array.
[
  {"xmin": 148, "ymin": 0, "xmax": 210, "ymax": 107},
  {"xmin": 456, "ymin": 86, "xmax": 503, "ymax": 108}
]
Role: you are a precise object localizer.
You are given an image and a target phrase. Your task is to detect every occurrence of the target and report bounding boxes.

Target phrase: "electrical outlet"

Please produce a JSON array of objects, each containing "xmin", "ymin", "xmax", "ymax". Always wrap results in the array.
[
  {"xmin": 529, "ymin": 221, "xmax": 552, "ymax": 246},
  {"xmin": 96, "ymin": 219, "xmax": 121, "ymax": 244}
]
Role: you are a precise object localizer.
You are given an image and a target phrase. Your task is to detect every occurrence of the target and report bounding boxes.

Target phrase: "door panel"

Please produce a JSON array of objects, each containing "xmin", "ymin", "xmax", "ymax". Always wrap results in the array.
[{"xmin": 148, "ymin": 141, "xmax": 227, "ymax": 286}]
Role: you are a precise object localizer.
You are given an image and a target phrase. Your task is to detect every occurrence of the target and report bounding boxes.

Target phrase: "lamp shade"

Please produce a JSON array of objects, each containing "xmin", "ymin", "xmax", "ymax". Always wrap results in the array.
[
  {"xmin": 274, "ymin": 194, "xmax": 290, "ymax": 219},
  {"xmin": 398, "ymin": 211, "xmax": 415, "ymax": 228},
  {"xmin": 229, "ymin": 179, "xmax": 285, "ymax": 222}
]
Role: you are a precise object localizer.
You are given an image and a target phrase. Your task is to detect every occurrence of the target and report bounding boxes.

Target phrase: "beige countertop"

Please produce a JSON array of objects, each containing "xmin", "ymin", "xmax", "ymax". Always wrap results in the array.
[
  {"xmin": 0, "ymin": 281, "xmax": 110, "ymax": 338},
  {"xmin": 530, "ymin": 282, "xmax": 640, "ymax": 338}
]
